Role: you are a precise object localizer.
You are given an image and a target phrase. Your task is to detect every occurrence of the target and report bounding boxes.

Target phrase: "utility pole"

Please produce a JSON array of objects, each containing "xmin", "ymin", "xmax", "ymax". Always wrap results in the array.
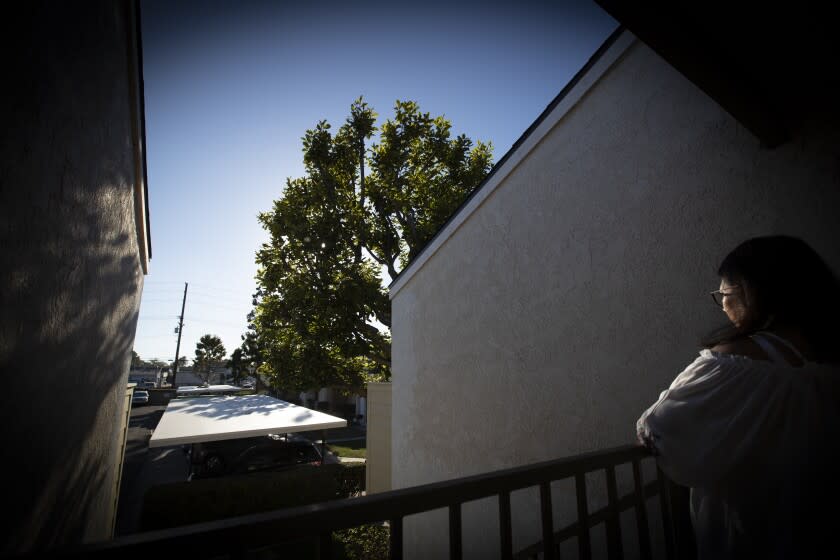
[{"xmin": 171, "ymin": 282, "xmax": 188, "ymax": 387}]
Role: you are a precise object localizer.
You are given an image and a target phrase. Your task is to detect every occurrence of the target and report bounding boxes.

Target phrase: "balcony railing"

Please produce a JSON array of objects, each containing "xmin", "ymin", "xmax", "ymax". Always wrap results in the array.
[{"xmin": 38, "ymin": 444, "xmax": 695, "ymax": 559}]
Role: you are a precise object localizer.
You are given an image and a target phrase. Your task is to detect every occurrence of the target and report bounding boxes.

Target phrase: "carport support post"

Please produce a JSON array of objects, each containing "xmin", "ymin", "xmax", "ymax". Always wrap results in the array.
[{"xmin": 321, "ymin": 430, "xmax": 326, "ymax": 466}]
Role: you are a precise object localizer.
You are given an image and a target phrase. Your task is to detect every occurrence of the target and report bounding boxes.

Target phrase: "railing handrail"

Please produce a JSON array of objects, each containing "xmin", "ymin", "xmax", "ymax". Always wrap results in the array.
[{"xmin": 30, "ymin": 444, "xmax": 684, "ymax": 559}]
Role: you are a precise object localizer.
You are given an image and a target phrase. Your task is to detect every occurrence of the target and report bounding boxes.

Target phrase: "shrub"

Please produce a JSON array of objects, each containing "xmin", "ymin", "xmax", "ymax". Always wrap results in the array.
[
  {"xmin": 337, "ymin": 463, "xmax": 365, "ymax": 496},
  {"xmin": 334, "ymin": 524, "xmax": 390, "ymax": 560}
]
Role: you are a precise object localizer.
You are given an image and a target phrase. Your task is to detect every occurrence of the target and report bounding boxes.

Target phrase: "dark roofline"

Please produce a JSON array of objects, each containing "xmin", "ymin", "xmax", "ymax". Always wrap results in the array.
[
  {"xmin": 134, "ymin": 0, "xmax": 152, "ymax": 260},
  {"xmin": 593, "ymin": 1, "xmax": 789, "ymax": 149},
  {"xmin": 389, "ymin": 23, "xmax": 625, "ymax": 289}
]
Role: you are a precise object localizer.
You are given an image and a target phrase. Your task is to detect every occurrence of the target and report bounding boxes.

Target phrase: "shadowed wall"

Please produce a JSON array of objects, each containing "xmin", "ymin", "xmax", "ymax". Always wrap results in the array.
[{"xmin": 0, "ymin": 1, "xmax": 148, "ymax": 552}]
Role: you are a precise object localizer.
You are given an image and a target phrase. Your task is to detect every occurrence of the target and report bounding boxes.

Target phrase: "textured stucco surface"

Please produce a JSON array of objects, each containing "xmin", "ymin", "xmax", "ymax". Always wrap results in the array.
[
  {"xmin": 391, "ymin": 37, "xmax": 840, "ymax": 558},
  {"xmin": 0, "ymin": 2, "xmax": 146, "ymax": 552},
  {"xmin": 366, "ymin": 382, "xmax": 392, "ymax": 493}
]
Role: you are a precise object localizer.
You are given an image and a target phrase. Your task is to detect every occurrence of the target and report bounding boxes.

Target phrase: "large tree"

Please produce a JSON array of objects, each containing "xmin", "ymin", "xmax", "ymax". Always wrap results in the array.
[
  {"xmin": 194, "ymin": 334, "xmax": 227, "ymax": 383},
  {"xmin": 255, "ymin": 98, "xmax": 492, "ymax": 392},
  {"xmin": 241, "ymin": 305, "xmax": 264, "ymax": 374},
  {"xmin": 225, "ymin": 348, "xmax": 246, "ymax": 385},
  {"xmin": 131, "ymin": 350, "xmax": 144, "ymax": 368}
]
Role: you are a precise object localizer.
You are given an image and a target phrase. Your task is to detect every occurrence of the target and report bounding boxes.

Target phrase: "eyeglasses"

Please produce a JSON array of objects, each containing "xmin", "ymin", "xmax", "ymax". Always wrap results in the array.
[{"xmin": 710, "ymin": 286, "xmax": 740, "ymax": 307}]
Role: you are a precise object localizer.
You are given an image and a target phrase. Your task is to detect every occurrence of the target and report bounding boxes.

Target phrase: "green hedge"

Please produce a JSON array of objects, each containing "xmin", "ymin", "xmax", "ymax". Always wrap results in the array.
[
  {"xmin": 334, "ymin": 524, "xmax": 390, "ymax": 560},
  {"xmin": 337, "ymin": 461, "xmax": 365, "ymax": 496},
  {"xmin": 140, "ymin": 463, "xmax": 366, "ymax": 531},
  {"xmin": 209, "ymin": 523, "xmax": 390, "ymax": 560}
]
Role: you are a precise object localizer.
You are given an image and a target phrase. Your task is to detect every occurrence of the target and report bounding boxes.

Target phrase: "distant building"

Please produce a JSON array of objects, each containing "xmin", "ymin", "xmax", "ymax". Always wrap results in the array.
[
  {"xmin": 173, "ymin": 366, "xmax": 231, "ymax": 386},
  {"xmin": 128, "ymin": 368, "xmax": 165, "ymax": 387}
]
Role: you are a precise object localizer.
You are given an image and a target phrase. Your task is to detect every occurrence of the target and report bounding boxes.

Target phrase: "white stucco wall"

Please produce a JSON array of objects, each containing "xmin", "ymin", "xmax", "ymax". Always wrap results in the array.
[{"xmin": 390, "ymin": 33, "xmax": 840, "ymax": 558}]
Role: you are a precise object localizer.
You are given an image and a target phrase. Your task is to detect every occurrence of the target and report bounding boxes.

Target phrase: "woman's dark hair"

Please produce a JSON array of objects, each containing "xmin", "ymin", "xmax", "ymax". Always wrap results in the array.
[{"xmin": 701, "ymin": 235, "xmax": 840, "ymax": 361}]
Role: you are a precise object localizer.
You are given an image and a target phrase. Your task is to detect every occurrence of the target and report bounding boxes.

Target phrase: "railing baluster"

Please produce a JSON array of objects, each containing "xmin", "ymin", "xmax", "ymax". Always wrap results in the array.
[
  {"xmin": 605, "ymin": 466, "xmax": 624, "ymax": 560},
  {"xmin": 319, "ymin": 531, "xmax": 332, "ymax": 559},
  {"xmin": 450, "ymin": 503, "xmax": 463, "ymax": 560},
  {"xmin": 499, "ymin": 491, "xmax": 513, "ymax": 560},
  {"xmin": 664, "ymin": 478, "xmax": 696, "ymax": 560},
  {"xmin": 575, "ymin": 473, "xmax": 592, "ymax": 560},
  {"xmin": 77, "ymin": 445, "xmax": 655, "ymax": 560},
  {"xmin": 390, "ymin": 517, "xmax": 404, "ymax": 560},
  {"xmin": 656, "ymin": 466, "xmax": 676, "ymax": 560},
  {"xmin": 631, "ymin": 459, "xmax": 652, "ymax": 560},
  {"xmin": 540, "ymin": 482, "xmax": 556, "ymax": 560}
]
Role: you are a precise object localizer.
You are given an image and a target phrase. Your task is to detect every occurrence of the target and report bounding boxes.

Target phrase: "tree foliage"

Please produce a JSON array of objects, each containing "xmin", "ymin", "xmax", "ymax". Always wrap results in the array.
[
  {"xmin": 131, "ymin": 351, "xmax": 167, "ymax": 369},
  {"xmin": 225, "ymin": 348, "xmax": 246, "ymax": 385},
  {"xmin": 194, "ymin": 334, "xmax": 227, "ymax": 382},
  {"xmin": 170, "ymin": 355, "xmax": 189, "ymax": 372},
  {"xmin": 255, "ymin": 98, "xmax": 492, "ymax": 392},
  {"xmin": 240, "ymin": 311, "xmax": 264, "ymax": 373}
]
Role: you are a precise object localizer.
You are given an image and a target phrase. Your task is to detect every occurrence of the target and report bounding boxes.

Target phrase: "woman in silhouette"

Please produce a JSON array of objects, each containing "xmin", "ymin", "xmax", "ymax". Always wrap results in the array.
[{"xmin": 637, "ymin": 235, "xmax": 840, "ymax": 559}]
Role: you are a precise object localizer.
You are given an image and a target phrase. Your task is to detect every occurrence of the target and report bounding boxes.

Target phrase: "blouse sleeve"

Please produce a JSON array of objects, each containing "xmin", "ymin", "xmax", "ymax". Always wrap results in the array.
[{"xmin": 636, "ymin": 351, "xmax": 787, "ymax": 488}]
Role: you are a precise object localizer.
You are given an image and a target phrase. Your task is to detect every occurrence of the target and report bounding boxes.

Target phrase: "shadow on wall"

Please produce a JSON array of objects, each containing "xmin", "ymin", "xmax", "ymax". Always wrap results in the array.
[
  {"xmin": 0, "ymin": 207, "xmax": 143, "ymax": 551},
  {"xmin": 0, "ymin": 2, "xmax": 145, "ymax": 551}
]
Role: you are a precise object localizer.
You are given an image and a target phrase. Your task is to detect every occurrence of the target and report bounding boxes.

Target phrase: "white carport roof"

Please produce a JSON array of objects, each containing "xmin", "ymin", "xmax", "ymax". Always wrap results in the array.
[
  {"xmin": 176, "ymin": 384, "xmax": 242, "ymax": 395},
  {"xmin": 149, "ymin": 394, "xmax": 347, "ymax": 448}
]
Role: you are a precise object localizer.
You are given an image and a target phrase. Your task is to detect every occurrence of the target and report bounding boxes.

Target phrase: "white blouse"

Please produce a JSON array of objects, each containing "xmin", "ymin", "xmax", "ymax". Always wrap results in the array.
[{"xmin": 637, "ymin": 338, "xmax": 840, "ymax": 559}]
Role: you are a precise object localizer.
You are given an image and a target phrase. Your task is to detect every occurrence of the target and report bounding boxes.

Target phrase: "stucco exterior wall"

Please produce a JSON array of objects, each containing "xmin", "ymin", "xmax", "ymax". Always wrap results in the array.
[
  {"xmin": 0, "ymin": 1, "xmax": 148, "ymax": 552},
  {"xmin": 390, "ymin": 35, "xmax": 840, "ymax": 558},
  {"xmin": 366, "ymin": 382, "xmax": 392, "ymax": 493}
]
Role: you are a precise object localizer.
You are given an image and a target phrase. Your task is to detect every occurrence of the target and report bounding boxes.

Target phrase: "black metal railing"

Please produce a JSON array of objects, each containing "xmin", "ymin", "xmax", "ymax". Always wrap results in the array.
[
  {"xmin": 40, "ymin": 444, "xmax": 694, "ymax": 559},
  {"xmin": 512, "ymin": 449, "xmax": 695, "ymax": 559}
]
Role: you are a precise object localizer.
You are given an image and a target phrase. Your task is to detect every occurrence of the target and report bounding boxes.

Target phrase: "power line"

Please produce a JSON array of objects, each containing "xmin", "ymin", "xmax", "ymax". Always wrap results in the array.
[
  {"xmin": 134, "ymin": 334, "xmax": 178, "ymax": 339},
  {"xmin": 190, "ymin": 283, "xmax": 254, "ymax": 295},
  {"xmin": 142, "ymin": 288, "xmax": 252, "ymax": 302},
  {"xmin": 182, "ymin": 292, "xmax": 251, "ymax": 303},
  {"xmin": 174, "ymin": 301, "xmax": 248, "ymax": 312},
  {"xmin": 145, "ymin": 281, "xmax": 253, "ymax": 297},
  {"xmin": 184, "ymin": 318, "xmax": 247, "ymax": 328}
]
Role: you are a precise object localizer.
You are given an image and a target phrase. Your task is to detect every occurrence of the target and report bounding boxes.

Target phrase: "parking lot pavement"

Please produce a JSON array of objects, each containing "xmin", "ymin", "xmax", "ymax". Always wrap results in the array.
[{"xmin": 115, "ymin": 404, "xmax": 190, "ymax": 536}]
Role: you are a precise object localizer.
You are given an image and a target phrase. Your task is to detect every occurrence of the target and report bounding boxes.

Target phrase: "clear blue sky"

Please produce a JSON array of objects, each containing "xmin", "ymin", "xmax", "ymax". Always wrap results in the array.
[{"xmin": 133, "ymin": 0, "xmax": 617, "ymax": 364}]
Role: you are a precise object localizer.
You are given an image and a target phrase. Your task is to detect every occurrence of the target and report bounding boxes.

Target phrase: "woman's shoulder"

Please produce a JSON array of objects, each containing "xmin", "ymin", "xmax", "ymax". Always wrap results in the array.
[
  {"xmin": 708, "ymin": 338, "xmax": 769, "ymax": 361},
  {"xmin": 699, "ymin": 338, "xmax": 839, "ymax": 372}
]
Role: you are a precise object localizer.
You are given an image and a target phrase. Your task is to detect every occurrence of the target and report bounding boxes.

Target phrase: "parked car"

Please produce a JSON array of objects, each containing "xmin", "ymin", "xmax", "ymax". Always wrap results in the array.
[
  {"xmin": 189, "ymin": 434, "xmax": 322, "ymax": 479},
  {"xmin": 142, "ymin": 381, "xmax": 156, "ymax": 389},
  {"xmin": 132, "ymin": 390, "xmax": 149, "ymax": 406}
]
